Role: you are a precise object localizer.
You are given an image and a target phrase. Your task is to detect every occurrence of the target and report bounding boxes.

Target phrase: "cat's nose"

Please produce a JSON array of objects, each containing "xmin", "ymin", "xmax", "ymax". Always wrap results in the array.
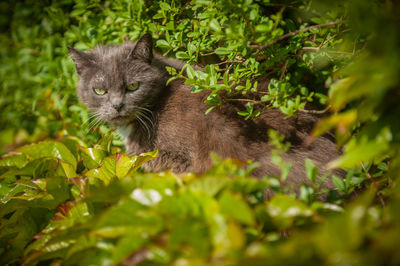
[{"xmin": 112, "ymin": 102, "xmax": 124, "ymax": 112}]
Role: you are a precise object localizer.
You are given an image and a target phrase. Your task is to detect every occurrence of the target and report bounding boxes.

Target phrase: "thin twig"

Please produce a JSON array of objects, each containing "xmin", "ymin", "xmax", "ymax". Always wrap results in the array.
[
  {"xmin": 301, "ymin": 47, "xmax": 354, "ymax": 55},
  {"xmin": 361, "ymin": 162, "xmax": 372, "ymax": 179},
  {"xmin": 200, "ymin": 51, "xmax": 216, "ymax": 56},
  {"xmin": 299, "ymin": 106, "xmax": 330, "ymax": 114},
  {"xmin": 319, "ymin": 33, "xmax": 337, "ymax": 48},
  {"xmin": 215, "ymin": 59, "xmax": 245, "ymax": 66},
  {"xmin": 253, "ymin": 21, "xmax": 344, "ymax": 55},
  {"xmin": 225, "ymin": 98, "xmax": 262, "ymax": 104},
  {"xmin": 279, "ymin": 59, "xmax": 289, "ymax": 81}
]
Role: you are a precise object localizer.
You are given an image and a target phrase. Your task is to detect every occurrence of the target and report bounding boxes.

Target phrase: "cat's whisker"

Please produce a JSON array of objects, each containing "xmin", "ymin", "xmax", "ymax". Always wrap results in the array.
[
  {"xmin": 140, "ymin": 111, "xmax": 155, "ymax": 132},
  {"xmin": 88, "ymin": 116, "xmax": 102, "ymax": 132},
  {"xmin": 82, "ymin": 112, "xmax": 100, "ymax": 127},
  {"xmin": 135, "ymin": 106, "xmax": 154, "ymax": 119},
  {"xmin": 136, "ymin": 112, "xmax": 152, "ymax": 140},
  {"xmin": 85, "ymin": 115, "xmax": 99, "ymax": 130}
]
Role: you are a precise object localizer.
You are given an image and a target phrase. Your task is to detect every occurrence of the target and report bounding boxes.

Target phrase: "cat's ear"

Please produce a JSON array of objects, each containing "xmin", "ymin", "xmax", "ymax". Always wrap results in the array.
[
  {"xmin": 128, "ymin": 33, "xmax": 153, "ymax": 63},
  {"xmin": 67, "ymin": 47, "xmax": 94, "ymax": 75}
]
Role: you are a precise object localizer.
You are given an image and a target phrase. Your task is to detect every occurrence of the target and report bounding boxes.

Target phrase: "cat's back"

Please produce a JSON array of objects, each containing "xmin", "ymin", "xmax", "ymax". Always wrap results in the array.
[{"xmin": 153, "ymin": 78, "xmax": 339, "ymax": 177}]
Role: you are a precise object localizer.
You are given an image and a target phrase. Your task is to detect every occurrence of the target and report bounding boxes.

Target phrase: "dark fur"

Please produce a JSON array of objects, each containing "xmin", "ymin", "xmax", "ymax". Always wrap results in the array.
[{"xmin": 68, "ymin": 34, "xmax": 343, "ymax": 190}]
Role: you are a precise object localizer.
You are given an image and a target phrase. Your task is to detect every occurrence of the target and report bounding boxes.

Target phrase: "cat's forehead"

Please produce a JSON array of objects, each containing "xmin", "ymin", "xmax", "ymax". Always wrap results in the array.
[
  {"xmin": 92, "ymin": 42, "xmax": 134, "ymax": 61},
  {"xmin": 93, "ymin": 73, "xmax": 105, "ymax": 82}
]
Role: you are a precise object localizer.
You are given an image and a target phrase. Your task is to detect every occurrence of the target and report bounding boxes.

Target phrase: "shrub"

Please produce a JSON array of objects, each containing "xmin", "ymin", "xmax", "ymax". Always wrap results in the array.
[{"xmin": 1, "ymin": 0, "xmax": 400, "ymax": 264}]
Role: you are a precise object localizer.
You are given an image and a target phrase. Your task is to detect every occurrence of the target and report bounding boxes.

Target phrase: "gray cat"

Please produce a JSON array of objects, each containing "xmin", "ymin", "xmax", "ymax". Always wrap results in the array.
[{"xmin": 68, "ymin": 33, "xmax": 343, "ymax": 192}]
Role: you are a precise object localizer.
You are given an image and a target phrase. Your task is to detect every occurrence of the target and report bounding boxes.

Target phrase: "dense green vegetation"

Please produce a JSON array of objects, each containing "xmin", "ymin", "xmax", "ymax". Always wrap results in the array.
[{"xmin": 1, "ymin": 0, "xmax": 399, "ymax": 265}]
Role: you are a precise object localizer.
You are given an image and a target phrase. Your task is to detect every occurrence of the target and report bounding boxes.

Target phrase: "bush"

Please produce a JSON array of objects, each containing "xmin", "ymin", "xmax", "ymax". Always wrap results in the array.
[{"xmin": 1, "ymin": 0, "xmax": 399, "ymax": 265}]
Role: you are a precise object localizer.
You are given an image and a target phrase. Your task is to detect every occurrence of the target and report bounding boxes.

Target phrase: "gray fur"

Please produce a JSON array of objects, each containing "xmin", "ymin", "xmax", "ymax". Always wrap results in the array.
[{"xmin": 69, "ymin": 34, "xmax": 344, "ymax": 195}]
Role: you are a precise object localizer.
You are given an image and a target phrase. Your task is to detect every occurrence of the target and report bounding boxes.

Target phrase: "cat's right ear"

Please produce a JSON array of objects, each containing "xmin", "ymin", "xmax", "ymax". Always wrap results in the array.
[
  {"xmin": 128, "ymin": 33, "xmax": 153, "ymax": 64},
  {"xmin": 67, "ymin": 47, "xmax": 94, "ymax": 75}
]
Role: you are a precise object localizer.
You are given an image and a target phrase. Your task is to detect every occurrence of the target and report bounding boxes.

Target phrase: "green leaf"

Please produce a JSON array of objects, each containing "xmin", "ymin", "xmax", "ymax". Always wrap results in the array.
[
  {"xmin": 112, "ymin": 235, "xmax": 147, "ymax": 263},
  {"xmin": 176, "ymin": 51, "xmax": 190, "ymax": 59},
  {"xmin": 332, "ymin": 175, "xmax": 345, "ymax": 193},
  {"xmin": 79, "ymin": 146, "xmax": 107, "ymax": 169},
  {"xmin": 215, "ymin": 47, "xmax": 232, "ymax": 55},
  {"xmin": 205, "ymin": 106, "xmax": 216, "ymax": 115},
  {"xmin": 85, "ymin": 155, "xmax": 117, "ymax": 185},
  {"xmin": 16, "ymin": 141, "xmax": 77, "ymax": 170},
  {"xmin": 209, "ymin": 19, "xmax": 221, "ymax": 32},
  {"xmin": 156, "ymin": 39, "xmax": 170, "ymax": 49},
  {"xmin": 94, "ymin": 132, "xmax": 113, "ymax": 153},
  {"xmin": 305, "ymin": 159, "xmax": 318, "ymax": 184},
  {"xmin": 186, "ymin": 64, "xmax": 195, "ymax": 79},
  {"xmin": 267, "ymin": 194, "xmax": 314, "ymax": 229},
  {"xmin": 189, "ymin": 176, "xmax": 229, "ymax": 196},
  {"xmin": 127, "ymin": 150, "xmax": 158, "ymax": 173},
  {"xmin": 219, "ymin": 191, "xmax": 255, "ymax": 225},
  {"xmin": 0, "ymin": 154, "xmax": 29, "ymax": 168},
  {"xmin": 159, "ymin": 2, "xmax": 171, "ymax": 10},
  {"xmin": 327, "ymin": 141, "xmax": 389, "ymax": 169},
  {"xmin": 131, "ymin": 188, "xmax": 162, "ymax": 206}
]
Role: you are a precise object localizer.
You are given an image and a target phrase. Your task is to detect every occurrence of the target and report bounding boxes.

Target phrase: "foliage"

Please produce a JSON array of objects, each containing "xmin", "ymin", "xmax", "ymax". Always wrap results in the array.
[
  {"xmin": 1, "ymin": 135, "xmax": 399, "ymax": 265},
  {"xmin": 0, "ymin": 0, "xmax": 400, "ymax": 265}
]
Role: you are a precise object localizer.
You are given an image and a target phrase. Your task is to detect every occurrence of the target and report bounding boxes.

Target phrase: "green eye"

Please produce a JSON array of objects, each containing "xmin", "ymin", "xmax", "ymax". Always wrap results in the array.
[
  {"xmin": 93, "ymin": 87, "xmax": 106, "ymax": 95},
  {"xmin": 127, "ymin": 82, "xmax": 139, "ymax": 92}
]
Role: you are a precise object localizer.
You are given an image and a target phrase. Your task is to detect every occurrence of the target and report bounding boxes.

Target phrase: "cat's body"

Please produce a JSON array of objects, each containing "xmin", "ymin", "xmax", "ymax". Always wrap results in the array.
[{"xmin": 68, "ymin": 34, "xmax": 342, "ymax": 190}]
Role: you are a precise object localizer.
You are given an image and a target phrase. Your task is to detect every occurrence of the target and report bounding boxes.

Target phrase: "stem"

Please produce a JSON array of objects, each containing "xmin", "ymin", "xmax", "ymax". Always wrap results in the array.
[
  {"xmin": 253, "ymin": 21, "xmax": 344, "ymax": 55},
  {"xmin": 225, "ymin": 98, "xmax": 262, "ymax": 104},
  {"xmin": 299, "ymin": 106, "xmax": 330, "ymax": 114},
  {"xmin": 215, "ymin": 60, "xmax": 244, "ymax": 66}
]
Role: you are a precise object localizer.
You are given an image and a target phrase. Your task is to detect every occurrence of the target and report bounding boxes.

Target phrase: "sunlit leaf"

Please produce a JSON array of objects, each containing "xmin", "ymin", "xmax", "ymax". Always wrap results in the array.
[
  {"xmin": 16, "ymin": 141, "xmax": 77, "ymax": 170},
  {"xmin": 219, "ymin": 191, "xmax": 255, "ymax": 226}
]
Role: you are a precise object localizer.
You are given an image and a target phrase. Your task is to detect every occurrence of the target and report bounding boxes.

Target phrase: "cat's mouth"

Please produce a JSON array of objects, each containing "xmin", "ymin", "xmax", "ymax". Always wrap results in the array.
[{"xmin": 109, "ymin": 114, "xmax": 132, "ymax": 125}]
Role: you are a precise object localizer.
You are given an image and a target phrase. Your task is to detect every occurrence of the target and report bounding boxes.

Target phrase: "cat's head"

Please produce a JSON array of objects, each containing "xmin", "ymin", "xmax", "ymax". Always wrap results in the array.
[{"xmin": 68, "ymin": 34, "xmax": 166, "ymax": 126}]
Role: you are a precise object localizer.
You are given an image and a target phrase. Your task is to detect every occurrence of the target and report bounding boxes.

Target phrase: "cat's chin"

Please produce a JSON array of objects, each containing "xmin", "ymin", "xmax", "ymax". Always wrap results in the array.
[{"xmin": 107, "ymin": 115, "xmax": 133, "ymax": 126}]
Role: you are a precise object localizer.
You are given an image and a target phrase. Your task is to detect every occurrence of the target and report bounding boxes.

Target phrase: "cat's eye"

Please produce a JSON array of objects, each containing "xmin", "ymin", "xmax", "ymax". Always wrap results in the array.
[
  {"xmin": 93, "ymin": 87, "xmax": 106, "ymax": 95},
  {"xmin": 127, "ymin": 82, "xmax": 139, "ymax": 92}
]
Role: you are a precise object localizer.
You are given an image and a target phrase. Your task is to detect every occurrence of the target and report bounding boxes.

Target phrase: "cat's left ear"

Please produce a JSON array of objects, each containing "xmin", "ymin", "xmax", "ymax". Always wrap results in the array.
[{"xmin": 129, "ymin": 33, "xmax": 153, "ymax": 63}]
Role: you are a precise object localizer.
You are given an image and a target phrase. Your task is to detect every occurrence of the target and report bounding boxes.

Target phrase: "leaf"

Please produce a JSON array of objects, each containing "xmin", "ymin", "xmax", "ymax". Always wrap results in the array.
[
  {"xmin": 0, "ymin": 154, "xmax": 29, "ymax": 168},
  {"xmin": 85, "ymin": 151, "xmax": 157, "ymax": 184},
  {"xmin": 189, "ymin": 176, "xmax": 229, "ymax": 196},
  {"xmin": 327, "ymin": 141, "xmax": 389, "ymax": 169},
  {"xmin": 16, "ymin": 141, "xmax": 77, "ymax": 170},
  {"xmin": 156, "ymin": 39, "xmax": 170, "ymax": 49},
  {"xmin": 127, "ymin": 150, "xmax": 158, "ymax": 174},
  {"xmin": 313, "ymin": 110, "xmax": 357, "ymax": 137},
  {"xmin": 112, "ymin": 235, "xmax": 147, "ymax": 263},
  {"xmin": 130, "ymin": 188, "xmax": 162, "ymax": 206},
  {"xmin": 115, "ymin": 153, "xmax": 136, "ymax": 178},
  {"xmin": 209, "ymin": 19, "xmax": 221, "ymax": 32},
  {"xmin": 94, "ymin": 132, "xmax": 113, "ymax": 153},
  {"xmin": 186, "ymin": 64, "xmax": 195, "ymax": 79},
  {"xmin": 79, "ymin": 146, "xmax": 107, "ymax": 169},
  {"xmin": 85, "ymin": 155, "xmax": 117, "ymax": 185},
  {"xmin": 255, "ymin": 24, "xmax": 271, "ymax": 32},
  {"xmin": 331, "ymin": 175, "xmax": 345, "ymax": 193},
  {"xmin": 205, "ymin": 106, "xmax": 216, "ymax": 115},
  {"xmin": 159, "ymin": 2, "xmax": 170, "ymax": 10},
  {"xmin": 305, "ymin": 159, "xmax": 318, "ymax": 184},
  {"xmin": 33, "ymin": 158, "xmax": 59, "ymax": 178},
  {"xmin": 176, "ymin": 51, "xmax": 190, "ymax": 59},
  {"xmin": 267, "ymin": 194, "xmax": 314, "ymax": 229},
  {"xmin": 215, "ymin": 47, "xmax": 232, "ymax": 55},
  {"xmin": 219, "ymin": 191, "xmax": 255, "ymax": 225}
]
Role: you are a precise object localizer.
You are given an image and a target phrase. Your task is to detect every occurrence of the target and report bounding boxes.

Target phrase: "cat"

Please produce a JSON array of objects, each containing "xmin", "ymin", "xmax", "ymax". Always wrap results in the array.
[{"xmin": 68, "ymin": 33, "xmax": 343, "ymax": 192}]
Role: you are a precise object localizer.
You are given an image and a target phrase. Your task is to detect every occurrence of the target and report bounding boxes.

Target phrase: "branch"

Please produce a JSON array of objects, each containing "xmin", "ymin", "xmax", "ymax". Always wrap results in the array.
[
  {"xmin": 253, "ymin": 21, "xmax": 344, "ymax": 55},
  {"xmin": 299, "ymin": 106, "xmax": 330, "ymax": 114},
  {"xmin": 200, "ymin": 51, "xmax": 216, "ymax": 56},
  {"xmin": 215, "ymin": 59, "xmax": 245, "ymax": 66},
  {"xmin": 225, "ymin": 98, "xmax": 262, "ymax": 104}
]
